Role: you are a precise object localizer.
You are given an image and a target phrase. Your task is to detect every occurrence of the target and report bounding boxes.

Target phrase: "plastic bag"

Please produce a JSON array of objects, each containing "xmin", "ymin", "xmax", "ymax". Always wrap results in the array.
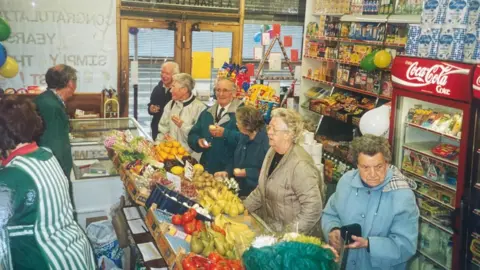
[
  {"xmin": 242, "ymin": 242, "xmax": 337, "ymax": 270},
  {"xmin": 99, "ymin": 255, "xmax": 122, "ymax": 270},
  {"xmin": 86, "ymin": 220, "xmax": 124, "ymax": 269}
]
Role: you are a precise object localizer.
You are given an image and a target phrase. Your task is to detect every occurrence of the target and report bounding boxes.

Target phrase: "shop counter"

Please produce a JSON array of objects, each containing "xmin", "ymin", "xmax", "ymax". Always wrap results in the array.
[{"xmin": 69, "ymin": 117, "xmax": 151, "ymax": 228}]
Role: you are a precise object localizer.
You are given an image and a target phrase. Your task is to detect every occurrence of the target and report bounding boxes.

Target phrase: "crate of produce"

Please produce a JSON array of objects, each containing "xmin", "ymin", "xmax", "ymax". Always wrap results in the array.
[{"xmin": 146, "ymin": 184, "xmax": 213, "ymax": 222}]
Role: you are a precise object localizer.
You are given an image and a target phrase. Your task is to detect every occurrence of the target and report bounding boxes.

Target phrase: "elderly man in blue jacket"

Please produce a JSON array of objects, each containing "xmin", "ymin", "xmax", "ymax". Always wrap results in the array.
[{"xmin": 322, "ymin": 135, "xmax": 419, "ymax": 270}]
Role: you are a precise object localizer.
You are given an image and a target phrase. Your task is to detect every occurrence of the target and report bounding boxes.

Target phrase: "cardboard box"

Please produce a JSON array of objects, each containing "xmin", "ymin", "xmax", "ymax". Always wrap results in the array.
[
  {"xmin": 119, "ymin": 168, "xmax": 150, "ymax": 206},
  {"xmin": 145, "ymin": 208, "xmax": 191, "ymax": 268}
]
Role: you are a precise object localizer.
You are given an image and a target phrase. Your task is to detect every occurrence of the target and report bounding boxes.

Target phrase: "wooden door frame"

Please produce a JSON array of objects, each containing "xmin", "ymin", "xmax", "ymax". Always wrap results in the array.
[
  {"xmin": 119, "ymin": 18, "xmax": 182, "ymax": 116},
  {"xmin": 183, "ymin": 22, "xmax": 242, "ymax": 75}
]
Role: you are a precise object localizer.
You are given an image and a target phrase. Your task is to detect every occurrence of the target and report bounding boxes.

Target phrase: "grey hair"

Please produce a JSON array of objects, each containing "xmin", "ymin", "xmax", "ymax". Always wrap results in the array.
[
  {"xmin": 173, "ymin": 73, "xmax": 195, "ymax": 93},
  {"xmin": 162, "ymin": 61, "xmax": 180, "ymax": 75},
  {"xmin": 215, "ymin": 79, "xmax": 237, "ymax": 92},
  {"xmin": 45, "ymin": 64, "xmax": 77, "ymax": 89},
  {"xmin": 271, "ymin": 108, "xmax": 304, "ymax": 143},
  {"xmin": 350, "ymin": 134, "xmax": 392, "ymax": 165}
]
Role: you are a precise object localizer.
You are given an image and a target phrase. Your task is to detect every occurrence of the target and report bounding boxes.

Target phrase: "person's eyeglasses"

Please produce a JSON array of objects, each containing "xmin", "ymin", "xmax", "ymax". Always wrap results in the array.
[
  {"xmin": 266, "ymin": 125, "xmax": 289, "ymax": 134},
  {"xmin": 215, "ymin": 89, "xmax": 231, "ymax": 94},
  {"xmin": 358, "ymin": 163, "xmax": 386, "ymax": 173}
]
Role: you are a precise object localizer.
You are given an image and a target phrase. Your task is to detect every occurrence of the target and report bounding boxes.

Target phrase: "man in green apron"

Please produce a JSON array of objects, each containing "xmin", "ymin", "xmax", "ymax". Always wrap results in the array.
[{"xmin": 35, "ymin": 65, "xmax": 76, "ymax": 180}]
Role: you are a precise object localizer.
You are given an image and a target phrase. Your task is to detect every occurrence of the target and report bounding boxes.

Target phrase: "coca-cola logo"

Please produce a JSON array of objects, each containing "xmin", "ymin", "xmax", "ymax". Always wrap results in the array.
[
  {"xmin": 407, "ymin": 62, "xmax": 452, "ymax": 86},
  {"xmin": 397, "ymin": 61, "xmax": 470, "ymax": 96},
  {"xmin": 476, "ymin": 74, "xmax": 480, "ymax": 86}
]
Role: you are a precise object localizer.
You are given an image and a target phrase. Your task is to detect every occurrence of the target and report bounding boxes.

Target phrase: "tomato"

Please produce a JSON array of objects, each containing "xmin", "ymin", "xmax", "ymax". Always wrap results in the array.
[
  {"xmin": 227, "ymin": 260, "xmax": 244, "ymax": 270},
  {"xmin": 184, "ymin": 220, "xmax": 196, "ymax": 235},
  {"xmin": 182, "ymin": 212, "xmax": 194, "ymax": 224},
  {"xmin": 195, "ymin": 220, "xmax": 204, "ymax": 232},
  {"xmin": 216, "ymin": 260, "xmax": 231, "ymax": 270},
  {"xmin": 172, "ymin": 214, "xmax": 183, "ymax": 225},
  {"xmin": 192, "ymin": 255, "xmax": 209, "ymax": 268},
  {"xmin": 208, "ymin": 252, "xmax": 224, "ymax": 263},
  {"xmin": 188, "ymin": 208, "xmax": 198, "ymax": 218},
  {"xmin": 182, "ymin": 257, "xmax": 195, "ymax": 270}
]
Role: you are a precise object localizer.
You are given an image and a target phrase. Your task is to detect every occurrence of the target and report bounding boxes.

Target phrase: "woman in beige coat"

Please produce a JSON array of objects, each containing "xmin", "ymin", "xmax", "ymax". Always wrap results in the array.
[{"xmin": 244, "ymin": 108, "xmax": 325, "ymax": 234}]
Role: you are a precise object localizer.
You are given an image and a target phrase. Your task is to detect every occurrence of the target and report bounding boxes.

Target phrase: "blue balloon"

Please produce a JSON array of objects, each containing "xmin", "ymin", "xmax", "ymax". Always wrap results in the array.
[
  {"xmin": 253, "ymin": 32, "xmax": 262, "ymax": 43},
  {"xmin": 242, "ymin": 82, "xmax": 250, "ymax": 91},
  {"xmin": 0, "ymin": 43, "xmax": 6, "ymax": 67}
]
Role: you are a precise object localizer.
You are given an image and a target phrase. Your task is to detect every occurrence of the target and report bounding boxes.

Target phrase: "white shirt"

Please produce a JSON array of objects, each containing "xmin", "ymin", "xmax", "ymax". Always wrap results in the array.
[{"xmin": 216, "ymin": 102, "xmax": 231, "ymax": 120}]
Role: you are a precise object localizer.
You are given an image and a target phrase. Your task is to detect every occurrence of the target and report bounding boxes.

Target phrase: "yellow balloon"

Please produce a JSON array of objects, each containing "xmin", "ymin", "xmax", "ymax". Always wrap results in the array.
[
  {"xmin": 373, "ymin": 50, "xmax": 392, "ymax": 69},
  {"xmin": 0, "ymin": 56, "xmax": 19, "ymax": 78}
]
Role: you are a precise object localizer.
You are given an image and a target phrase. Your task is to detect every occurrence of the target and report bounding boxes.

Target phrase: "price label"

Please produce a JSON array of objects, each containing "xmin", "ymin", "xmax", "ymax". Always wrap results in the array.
[
  {"xmin": 167, "ymin": 172, "xmax": 182, "ymax": 192},
  {"xmin": 184, "ymin": 161, "xmax": 194, "ymax": 181}
]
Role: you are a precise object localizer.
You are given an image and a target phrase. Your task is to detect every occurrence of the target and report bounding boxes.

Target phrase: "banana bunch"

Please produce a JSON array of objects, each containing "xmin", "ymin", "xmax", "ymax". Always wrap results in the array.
[
  {"xmin": 198, "ymin": 186, "xmax": 245, "ymax": 217},
  {"xmin": 215, "ymin": 215, "xmax": 256, "ymax": 256}
]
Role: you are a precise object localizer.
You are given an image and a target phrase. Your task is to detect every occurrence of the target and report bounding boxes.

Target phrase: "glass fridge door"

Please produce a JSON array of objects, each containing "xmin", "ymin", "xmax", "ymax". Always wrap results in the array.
[
  {"xmin": 468, "ymin": 107, "xmax": 480, "ymax": 269},
  {"xmin": 393, "ymin": 96, "xmax": 462, "ymax": 270}
]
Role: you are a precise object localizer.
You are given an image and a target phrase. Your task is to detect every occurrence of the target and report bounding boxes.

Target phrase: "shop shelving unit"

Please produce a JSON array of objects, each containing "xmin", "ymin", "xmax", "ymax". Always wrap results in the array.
[{"xmin": 300, "ymin": 0, "xmax": 420, "ymax": 194}]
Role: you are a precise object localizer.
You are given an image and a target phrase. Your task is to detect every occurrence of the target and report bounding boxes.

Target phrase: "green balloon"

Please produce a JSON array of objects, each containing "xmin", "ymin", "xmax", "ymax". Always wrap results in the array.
[
  {"xmin": 0, "ymin": 17, "xmax": 11, "ymax": 41},
  {"xmin": 261, "ymin": 25, "xmax": 271, "ymax": 32},
  {"xmin": 360, "ymin": 53, "xmax": 377, "ymax": 72}
]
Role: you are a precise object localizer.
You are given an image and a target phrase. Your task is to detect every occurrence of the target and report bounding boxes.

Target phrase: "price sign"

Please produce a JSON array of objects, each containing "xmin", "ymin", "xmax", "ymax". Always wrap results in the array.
[
  {"xmin": 167, "ymin": 172, "xmax": 182, "ymax": 192},
  {"xmin": 184, "ymin": 161, "xmax": 194, "ymax": 181}
]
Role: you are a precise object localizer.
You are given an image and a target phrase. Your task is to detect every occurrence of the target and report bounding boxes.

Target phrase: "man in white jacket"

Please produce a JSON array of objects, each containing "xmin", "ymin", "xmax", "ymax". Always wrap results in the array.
[{"xmin": 157, "ymin": 73, "xmax": 206, "ymax": 158}]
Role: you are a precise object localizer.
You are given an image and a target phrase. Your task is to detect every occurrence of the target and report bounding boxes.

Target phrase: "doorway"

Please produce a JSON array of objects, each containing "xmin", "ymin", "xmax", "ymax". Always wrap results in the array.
[{"xmin": 119, "ymin": 18, "xmax": 242, "ymax": 129}]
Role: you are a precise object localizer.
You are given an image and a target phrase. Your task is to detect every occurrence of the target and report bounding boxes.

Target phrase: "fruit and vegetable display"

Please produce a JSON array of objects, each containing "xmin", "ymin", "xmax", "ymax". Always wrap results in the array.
[
  {"xmin": 154, "ymin": 140, "xmax": 189, "ymax": 162},
  {"xmin": 190, "ymin": 226, "xmax": 238, "ymax": 259},
  {"xmin": 171, "ymin": 208, "xmax": 205, "ymax": 235},
  {"xmin": 181, "ymin": 253, "xmax": 244, "ymax": 270},
  {"xmin": 198, "ymin": 186, "xmax": 245, "ymax": 218},
  {"xmin": 106, "ymin": 130, "xmax": 338, "ymax": 269}
]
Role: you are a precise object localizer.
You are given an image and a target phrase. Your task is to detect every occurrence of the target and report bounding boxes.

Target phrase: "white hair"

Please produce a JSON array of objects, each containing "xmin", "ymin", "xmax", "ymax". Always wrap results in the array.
[
  {"xmin": 161, "ymin": 61, "xmax": 180, "ymax": 75},
  {"xmin": 173, "ymin": 73, "xmax": 195, "ymax": 94}
]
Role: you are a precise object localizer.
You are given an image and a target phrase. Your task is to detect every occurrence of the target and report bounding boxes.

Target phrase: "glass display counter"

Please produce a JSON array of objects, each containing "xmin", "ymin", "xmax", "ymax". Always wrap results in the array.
[{"xmin": 69, "ymin": 117, "xmax": 151, "ymax": 228}]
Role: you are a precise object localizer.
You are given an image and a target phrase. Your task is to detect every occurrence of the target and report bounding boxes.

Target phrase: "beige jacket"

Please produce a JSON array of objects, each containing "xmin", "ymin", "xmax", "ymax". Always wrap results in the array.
[{"xmin": 244, "ymin": 144, "xmax": 325, "ymax": 234}]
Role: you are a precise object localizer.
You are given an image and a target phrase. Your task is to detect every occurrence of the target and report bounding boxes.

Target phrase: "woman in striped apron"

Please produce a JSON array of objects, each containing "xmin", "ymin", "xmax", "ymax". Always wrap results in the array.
[{"xmin": 0, "ymin": 96, "xmax": 95, "ymax": 270}]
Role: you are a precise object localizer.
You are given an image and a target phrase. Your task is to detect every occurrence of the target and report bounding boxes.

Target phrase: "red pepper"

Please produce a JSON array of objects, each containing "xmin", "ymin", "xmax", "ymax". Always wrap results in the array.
[{"xmin": 211, "ymin": 224, "xmax": 226, "ymax": 236}]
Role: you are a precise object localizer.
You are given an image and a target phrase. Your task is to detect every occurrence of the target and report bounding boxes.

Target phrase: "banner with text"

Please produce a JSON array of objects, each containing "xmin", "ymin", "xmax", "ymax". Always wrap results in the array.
[{"xmin": 0, "ymin": 0, "xmax": 117, "ymax": 92}]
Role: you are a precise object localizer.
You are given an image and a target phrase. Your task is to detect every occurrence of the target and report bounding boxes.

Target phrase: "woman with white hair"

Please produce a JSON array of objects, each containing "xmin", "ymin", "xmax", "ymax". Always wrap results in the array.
[
  {"xmin": 243, "ymin": 108, "xmax": 325, "ymax": 235},
  {"xmin": 157, "ymin": 73, "xmax": 206, "ymax": 155}
]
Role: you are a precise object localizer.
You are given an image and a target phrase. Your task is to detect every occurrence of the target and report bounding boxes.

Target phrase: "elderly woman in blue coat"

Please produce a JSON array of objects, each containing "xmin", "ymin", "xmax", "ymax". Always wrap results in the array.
[{"xmin": 321, "ymin": 135, "xmax": 419, "ymax": 270}]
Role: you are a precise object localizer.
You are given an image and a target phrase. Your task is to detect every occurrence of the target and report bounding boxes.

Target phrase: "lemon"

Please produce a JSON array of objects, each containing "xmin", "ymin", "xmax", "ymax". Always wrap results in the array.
[
  {"xmin": 193, "ymin": 164, "xmax": 204, "ymax": 173},
  {"xmin": 171, "ymin": 166, "xmax": 184, "ymax": 175}
]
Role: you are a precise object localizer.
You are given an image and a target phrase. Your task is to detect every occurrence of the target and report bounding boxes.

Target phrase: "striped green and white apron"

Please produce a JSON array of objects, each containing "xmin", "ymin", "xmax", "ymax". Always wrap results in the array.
[{"xmin": 3, "ymin": 150, "xmax": 96, "ymax": 270}]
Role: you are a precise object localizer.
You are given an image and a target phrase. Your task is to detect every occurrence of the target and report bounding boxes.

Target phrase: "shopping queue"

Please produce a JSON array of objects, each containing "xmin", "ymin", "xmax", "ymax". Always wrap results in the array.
[
  {"xmin": 0, "ymin": 62, "xmax": 420, "ymax": 269},
  {"xmin": 149, "ymin": 62, "xmax": 419, "ymax": 268}
]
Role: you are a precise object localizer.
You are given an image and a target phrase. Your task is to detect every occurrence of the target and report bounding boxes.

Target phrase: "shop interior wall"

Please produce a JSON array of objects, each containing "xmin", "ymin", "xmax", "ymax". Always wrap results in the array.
[{"xmin": 128, "ymin": 0, "xmax": 307, "ymax": 133}]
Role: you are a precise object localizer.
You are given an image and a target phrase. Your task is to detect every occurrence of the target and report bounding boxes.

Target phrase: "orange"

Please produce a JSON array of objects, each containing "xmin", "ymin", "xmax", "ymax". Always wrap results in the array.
[
  {"xmin": 167, "ymin": 154, "xmax": 175, "ymax": 160},
  {"xmin": 171, "ymin": 148, "xmax": 178, "ymax": 155}
]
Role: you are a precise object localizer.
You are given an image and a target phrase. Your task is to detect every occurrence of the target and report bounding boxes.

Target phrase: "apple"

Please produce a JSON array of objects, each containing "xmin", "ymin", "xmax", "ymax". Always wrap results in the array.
[{"xmin": 209, "ymin": 125, "xmax": 217, "ymax": 131}]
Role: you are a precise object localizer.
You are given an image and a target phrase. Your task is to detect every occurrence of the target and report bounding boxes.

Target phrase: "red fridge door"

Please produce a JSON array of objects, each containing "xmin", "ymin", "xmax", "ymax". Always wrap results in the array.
[{"xmin": 389, "ymin": 56, "xmax": 474, "ymax": 270}]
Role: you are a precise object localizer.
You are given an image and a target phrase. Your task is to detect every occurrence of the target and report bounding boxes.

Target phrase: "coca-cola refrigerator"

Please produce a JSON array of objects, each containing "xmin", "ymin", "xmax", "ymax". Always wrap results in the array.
[
  {"xmin": 465, "ymin": 67, "xmax": 480, "ymax": 270},
  {"xmin": 389, "ymin": 56, "xmax": 475, "ymax": 270}
]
